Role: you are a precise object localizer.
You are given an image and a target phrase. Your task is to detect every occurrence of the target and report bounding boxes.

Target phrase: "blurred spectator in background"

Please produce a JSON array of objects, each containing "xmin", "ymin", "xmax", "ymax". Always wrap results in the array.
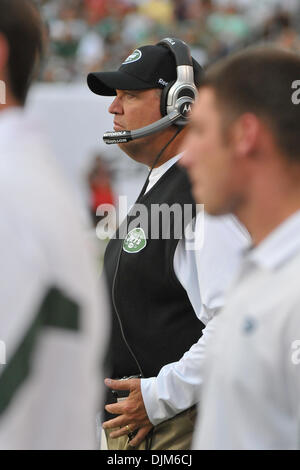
[
  {"xmin": 85, "ymin": 0, "xmax": 108, "ymax": 21},
  {"xmin": 139, "ymin": 0, "xmax": 174, "ymax": 25},
  {"xmin": 88, "ymin": 154, "xmax": 115, "ymax": 226},
  {"xmin": 0, "ymin": 0, "xmax": 108, "ymax": 449},
  {"xmin": 273, "ymin": 12, "xmax": 300, "ymax": 54},
  {"xmin": 36, "ymin": 0, "xmax": 300, "ymax": 83},
  {"xmin": 87, "ymin": 155, "xmax": 116, "ymax": 269}
]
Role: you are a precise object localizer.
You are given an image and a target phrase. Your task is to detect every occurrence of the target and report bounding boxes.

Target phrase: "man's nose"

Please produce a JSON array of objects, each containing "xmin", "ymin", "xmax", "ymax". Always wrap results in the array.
[{"xmin": 108, "ymin": 96, "xmax": 123, "ymax": 115}]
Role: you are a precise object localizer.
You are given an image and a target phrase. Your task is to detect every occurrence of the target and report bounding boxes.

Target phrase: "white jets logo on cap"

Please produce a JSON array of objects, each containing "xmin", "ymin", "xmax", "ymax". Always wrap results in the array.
[{"xmin": 123, "ymin": 49, "xmax": 142, "ymax": 65}]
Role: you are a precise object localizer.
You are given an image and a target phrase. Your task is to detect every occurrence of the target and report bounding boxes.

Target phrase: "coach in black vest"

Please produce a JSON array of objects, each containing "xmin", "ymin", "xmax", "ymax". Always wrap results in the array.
[{"xmin": 87, "ymin": 40, "xmax": 246, "ymax": 450}]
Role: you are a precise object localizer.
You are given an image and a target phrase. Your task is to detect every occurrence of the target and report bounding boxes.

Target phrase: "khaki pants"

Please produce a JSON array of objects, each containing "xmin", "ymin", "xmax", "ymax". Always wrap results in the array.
[{"xmin": 104, "ymin": 406, "xmax": 197, "ymax": 450}]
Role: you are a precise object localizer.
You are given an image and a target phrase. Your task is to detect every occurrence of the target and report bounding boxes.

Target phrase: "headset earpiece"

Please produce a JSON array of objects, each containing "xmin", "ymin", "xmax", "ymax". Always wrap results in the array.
[
  {"xmin": 160, "ymin": 81, "xmax": 196, "ymax": 126},
  {"xmin": 157, "ymin": 38, "xmax": 198, "ymax": 126}
]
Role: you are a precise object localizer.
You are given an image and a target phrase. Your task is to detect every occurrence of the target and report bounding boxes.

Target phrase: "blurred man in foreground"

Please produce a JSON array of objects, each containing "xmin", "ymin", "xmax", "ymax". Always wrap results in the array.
[
  {"xmin": 182, "ymin": 47, "xmax": 300, "ymax": 449},
  {"xmin": 0, "ymin": 0, "xmax": 107, "ymax": 449}
]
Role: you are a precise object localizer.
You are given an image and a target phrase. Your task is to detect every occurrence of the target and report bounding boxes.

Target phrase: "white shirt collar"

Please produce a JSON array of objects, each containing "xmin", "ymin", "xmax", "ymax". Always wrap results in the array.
[
  {"xmin": 246, "ymin": 209, "xmax": 300, "ymax": 270},
  {"xmin": 148, "ymin": 153, "xmax": 182, "ymax": 185}
]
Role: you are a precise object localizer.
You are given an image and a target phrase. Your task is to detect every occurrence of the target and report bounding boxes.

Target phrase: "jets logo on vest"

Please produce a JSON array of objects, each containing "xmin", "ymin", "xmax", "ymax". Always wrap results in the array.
[{"xmin": 123, "ymin": 227, "xmax": 147, "ymax": 253}]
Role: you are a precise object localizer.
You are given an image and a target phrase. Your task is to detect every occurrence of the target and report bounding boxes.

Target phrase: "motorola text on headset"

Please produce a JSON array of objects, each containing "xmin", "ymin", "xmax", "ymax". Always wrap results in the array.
[{"xmin": 103, "ymin": 37, "xmax": 198, "ymax": 145}]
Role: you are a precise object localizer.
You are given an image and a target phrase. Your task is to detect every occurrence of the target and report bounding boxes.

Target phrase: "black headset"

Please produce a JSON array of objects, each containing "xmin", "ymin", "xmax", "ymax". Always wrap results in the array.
[
  {"xmin": 159, "ymin": 37, "xmax": 198, "ymax": 125},
  {"xmin": 103, "ymin": 37, "xmax": 199, "ymax": 145}
]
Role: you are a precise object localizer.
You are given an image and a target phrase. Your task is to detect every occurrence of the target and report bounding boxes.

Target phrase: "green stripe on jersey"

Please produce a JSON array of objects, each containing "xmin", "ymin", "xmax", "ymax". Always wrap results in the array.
[{"xmin": 0, "ymin": 287, "xmax": 80, "ymax": 416}]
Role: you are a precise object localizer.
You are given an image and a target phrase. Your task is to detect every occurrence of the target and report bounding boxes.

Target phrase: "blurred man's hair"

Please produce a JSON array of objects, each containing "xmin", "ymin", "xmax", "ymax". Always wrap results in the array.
[
  {"xmin": 202, "ymin": 47, "xmax": 300, "ymax": 163},
  {"xmin": 0, "ymin": 0, "xmax": 43, "ymax": 105}
]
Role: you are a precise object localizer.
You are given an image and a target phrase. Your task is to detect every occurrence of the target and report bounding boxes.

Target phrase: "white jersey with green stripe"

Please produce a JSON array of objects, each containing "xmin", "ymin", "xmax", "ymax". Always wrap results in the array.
[{"xmin": 0, "ymin": 108, "xmax": 108, "ymax": 449}]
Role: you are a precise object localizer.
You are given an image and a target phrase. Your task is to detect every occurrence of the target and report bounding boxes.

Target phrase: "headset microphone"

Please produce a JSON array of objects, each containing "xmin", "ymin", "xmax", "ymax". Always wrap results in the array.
[{"xmin": 103, "ymin": 109, "xmax": 182, "ymax": 145}]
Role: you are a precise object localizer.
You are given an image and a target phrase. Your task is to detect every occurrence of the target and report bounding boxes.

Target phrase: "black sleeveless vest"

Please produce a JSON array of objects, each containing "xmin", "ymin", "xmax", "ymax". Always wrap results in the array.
[{"xmin": 104, "ymin": 162, "xmax": 204, "ymax": 385}]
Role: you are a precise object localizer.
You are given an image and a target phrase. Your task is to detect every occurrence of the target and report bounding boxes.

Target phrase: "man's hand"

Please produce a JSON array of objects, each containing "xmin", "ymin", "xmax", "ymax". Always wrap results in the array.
[{"xmin": 103, "ymin": 378, "xmax": 153, "ymax": 447}]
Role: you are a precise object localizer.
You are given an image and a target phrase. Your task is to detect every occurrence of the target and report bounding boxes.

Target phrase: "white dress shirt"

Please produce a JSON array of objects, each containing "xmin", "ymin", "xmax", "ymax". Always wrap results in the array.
[
  {"xmin": 193, "ymin": 210, "xmax": 300, "ymax": 450},
  {"xmin": 0, "ymin": 108, "xmax": 108, "ymax": 449},
  {"xmin": 140, "ymin": 154, "xmax": 251, "ymax": 425}
]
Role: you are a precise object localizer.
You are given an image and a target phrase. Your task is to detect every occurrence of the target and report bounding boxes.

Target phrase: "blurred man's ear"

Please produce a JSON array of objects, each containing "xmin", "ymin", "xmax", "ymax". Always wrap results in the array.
[
  {"xmin": 0, "ymin": 33, "xmax": 9, "ymax": 74},
  {"xmin": 232, "ymin": 113, "xmax": 261, "ymax": 160}
]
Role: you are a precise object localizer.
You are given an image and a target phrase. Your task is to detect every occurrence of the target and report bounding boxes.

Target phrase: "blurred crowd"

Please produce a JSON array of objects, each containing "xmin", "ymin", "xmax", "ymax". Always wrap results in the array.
[{"xmin": 36, "ymin": 0, "xmax": 300, "ymax": 82}]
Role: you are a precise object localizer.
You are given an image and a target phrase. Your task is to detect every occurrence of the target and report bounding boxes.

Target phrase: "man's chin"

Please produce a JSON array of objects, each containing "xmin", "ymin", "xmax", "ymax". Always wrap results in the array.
[
  {"xmin": 192, "ymin": 187, "xmax": 227, "ymax": 216},
  {"xmin": 192, "ymin": 184, "xmax": 205, "ymax": 205},
  {"xmin": 204, "ymin": 202, "xmax": 230, "ymax": 216}
]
